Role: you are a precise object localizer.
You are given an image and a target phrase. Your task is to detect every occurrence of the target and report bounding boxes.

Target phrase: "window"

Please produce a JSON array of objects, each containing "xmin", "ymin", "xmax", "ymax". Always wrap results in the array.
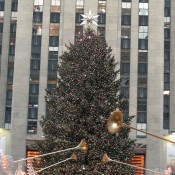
[
  {"xmin": 97, "ymin": 27, "xmax": 105, "ymax": 40},
  {"xmin": 139, "ymin": 0, "xmax": 148, "ymax": 2},
  {"xmin": 120, "ymin": 63, "xmax": 130, "ymax": 75},
  {"xmin": 33, "ymin": 25, "xmax": 42, "ymax": 35},
  {"xmin": 28, "ymin": 108, "xmax": 38, "ymax": 119},
  {"xmin": 51, "ymin": 0, "xmax": 60, "ymax": 6},
  {"xmin": 98, "ymin": 0, "xmax": 106, "ymax": 13},
  {"xmin": 48, "ymin": 51, "xmax": 58, "ymax": 60},
  {"xmin": 11, "ymin": 2, "xmax": 18, "ymax": 11},
  {"xmin": 139, "ymin": 16, "xmax": 148, "ymax": 26},
  {"xmin": 9, "ymin": 45, "xmax": 15, "ymax": 55},
  {"xmin": 164, "ymin": 7, "xmax": 170, "ymax": 17},
  {"xmin": 50, "ymin": 13, "xmax": 60, "ymax": 23},
  {"xmin": 138, "ymin": 87, "xmax": 147, "ymax": 98},
  {"xmin": 137, "ymin": 123, "xmax": 146, "ymax": 137},
  {"xmin": 164, "ymin": 41, "xmax": 170, "ymax": 50},
  {"xmin": 121, "ymin": 27, "xmax": 130, "ymax": 38},
  {"xmin": 49, "ymin": 36, "xmax": 59, "ymax": 47},
  {"xmin": 98, "ymin": 13, "xmax": 106, "ymax": 24},
  {"xmin": 138, "ymin": 77, "xmax": 147, "ymax": 86},
  {"xmin": 75, "ymin": 13, "xmax": 83, "ymax": 23},
  {"xmin": 138, "ymin": 63, "xmax": 147, "ymax": 74},
  {"xmin": 121, "ymin": 87, "xmax": 129, "ymax": 98},
  {"xmin": 121, "ymin": 38, "xmax": 130, "ymax": 49},
  {"xmin": 34, "ymin": 0, "xmax": 43, "ymax": 5},
  {"xmin": 29, "ymin": 84, "xmax": 39, "ymax": 95},
  {"xmin": 33, "ymin": 12, "xmax": 43, "ymax": 23},
  {"xmin": 31, "ymin": 59, "xmax": 40, "ymax": 70},
  {"xmin": 0, "ymin": 22, "xmax": 3, "ymax": 33},
  {"xmin": 6, "ymin": 90, "xmax": 12, "ymax": 100},
  {"xmin": 10, "ymin": 23, "xmax": 16, "ymax": 33},
  {"xmin": 27, "ymin": 121, "xmax": 37, "ymax": 134},
  {"xmin": 138, "ymin": 39, "xmax": 148, "ymax": 50},
  {"xmin": 32, "ymin": 36, "xmax": 41, "ymax": 46},
  {"xmin": 122, "ymin": 2, "xmax": 131, "ymax": 8},
  {"xmin": 164, "ymin": 28, "xmax": 170, "ymax": 39},
  {"xmin": 164, "ymin": 51, "xmax": 170, "ymax": 60},
  {"xmin": 50, "ymin": 24, "xmax": 59, "ymax": 36},
  {"xmin": 31, "ymin": 46, "xmax": 41, "ymax": 54},
  {"xmin": 121, "ymin": 49, "xmax": 130, "ymax": 62},
  {"xmin": 139, "ymin": 9, "xmax": 148, "ymax": 16},
  {"xmin": 0, "ymin": 1, "xmax": 4, "ymax": 11},
  {"xmin": 76, "ymin": 0, "xmax": 84, "ymax": 12},
  {"xmin": 137, "ymin": 112, "xmax": 147, "ymax": 123},
  {"xmin": 121, "ymin": 15, "xmax": 131, "ymax": 25},
  {"xmin": 139, "ymin": 3, "xmax": 148, "ymax": 9},
  {"xmin": 48, "ymin": 60, "xmax": 58, "ymax": 71},
  {"xmin": 5, "ymin": 107, "xmax": 11, "ymax": 123},
  {"xmin": 138, "ymin": 51, "xmax": 147, "ymax": 62}
]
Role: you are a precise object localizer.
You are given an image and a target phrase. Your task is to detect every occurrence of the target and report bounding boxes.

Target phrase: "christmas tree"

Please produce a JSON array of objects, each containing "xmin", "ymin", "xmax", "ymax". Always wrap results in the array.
[{"xmin": 35, "ymin": 28, "xmax": 135, "ymax": 175}]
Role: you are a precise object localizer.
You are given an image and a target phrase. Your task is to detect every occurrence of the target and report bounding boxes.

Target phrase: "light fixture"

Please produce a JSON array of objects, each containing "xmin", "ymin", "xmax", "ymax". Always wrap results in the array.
[{"xmin": 107, "ymin": 109, "xmax": 175, "ymax": 144}]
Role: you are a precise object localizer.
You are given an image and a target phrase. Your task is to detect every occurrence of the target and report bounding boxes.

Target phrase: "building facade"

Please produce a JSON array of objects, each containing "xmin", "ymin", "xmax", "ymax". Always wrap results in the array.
[{"xmin": 0, "ymin": 0, "xmax": 174, "ymax": 174}]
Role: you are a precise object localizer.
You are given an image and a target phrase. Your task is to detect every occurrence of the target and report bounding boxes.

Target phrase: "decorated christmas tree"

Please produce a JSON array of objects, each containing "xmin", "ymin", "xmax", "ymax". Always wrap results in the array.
[{"xmin": 35, "ymin": 28, "xmax": 135, "ymax": 175}]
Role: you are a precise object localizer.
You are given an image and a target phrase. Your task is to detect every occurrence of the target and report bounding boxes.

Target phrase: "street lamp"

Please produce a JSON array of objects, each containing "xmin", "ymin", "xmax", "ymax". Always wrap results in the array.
[{"xmin": 107, "ymin": 110, "xmax": 175, "ymax": 144}]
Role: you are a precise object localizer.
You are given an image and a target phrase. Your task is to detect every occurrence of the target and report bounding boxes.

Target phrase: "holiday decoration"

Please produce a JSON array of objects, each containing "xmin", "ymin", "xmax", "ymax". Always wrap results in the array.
[
  {"xmin": 34, "ymin": 28, "xmax": 135, "ymax": 174},
  {"xmin": 80, "ymin": 10, "xmax": 99, "ymax": 26}
]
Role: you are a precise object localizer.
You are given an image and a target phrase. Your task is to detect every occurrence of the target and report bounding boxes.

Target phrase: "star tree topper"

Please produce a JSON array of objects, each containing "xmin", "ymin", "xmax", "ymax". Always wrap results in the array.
[{"xmin": 80, "ymin": 10, "xmax": 99, "ymax": 26}]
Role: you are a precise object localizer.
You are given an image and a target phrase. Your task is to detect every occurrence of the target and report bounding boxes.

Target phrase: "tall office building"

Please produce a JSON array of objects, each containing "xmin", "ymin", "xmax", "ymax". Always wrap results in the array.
[{"xmin": 0, "ymin": 0, "xmax": 174, "ymax": 174}]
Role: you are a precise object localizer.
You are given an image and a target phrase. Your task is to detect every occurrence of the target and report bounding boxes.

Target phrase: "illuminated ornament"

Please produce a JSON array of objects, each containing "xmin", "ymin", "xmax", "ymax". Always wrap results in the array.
[{"xmin": 80, "ymin": 10, "xmax": 99, "ymax": 26}]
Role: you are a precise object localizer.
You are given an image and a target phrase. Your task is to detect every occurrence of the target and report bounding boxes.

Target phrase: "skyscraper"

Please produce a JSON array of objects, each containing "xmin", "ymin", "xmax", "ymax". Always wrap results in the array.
[{"xmin": 0, "ymin": 0, "xmax": 174, "ymax": 174}]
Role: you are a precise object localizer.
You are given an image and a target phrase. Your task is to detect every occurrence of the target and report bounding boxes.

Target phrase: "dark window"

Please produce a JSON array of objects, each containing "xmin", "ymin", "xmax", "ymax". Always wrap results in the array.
[
  {"xmin": 0, "ymin": 2, "xmax": 4, "ymax": 11},
  {"xmin": 0, "ymin": 23, "xmax": 3, "ymax": 33},
  {"xmin": 27, "ymin": 121, "xmax": 37, "ymax": 134},
  {"xmin": 138, "ymin": 63, "xmax": 147, "ymax": 74},
  {"xmin": 121, "ymin": 49, "xmax": 130, "ymax": 62},
  {"xmin": 139, "ymin": 0, "xmax": 148, "ymax": 2},
  {"xmin": 48, "ymin": 60, "xmax": 58, "ymax": 71},
  {"xmin": 9, "ymin": 45, "xmax": 15, "ymax": 55},
  {"xmin": 98, "ymin": 13, "xmax": 106, "ymax": 24},
  {"xmin": 6, "ymin": 90, "xmax": 12, "ymax": 100},
  {"xmin": 32, "ymin": 35, "xmax": 41, "ymax": 46},
  {"xmin": 165, "ymin": 0, "xmax": 170, "ymax": 7},
  {"xmin": 138, "ymin": 39, "xmax": 148, "ymax": 50},
  {"xmin": 50, "ymin": 13, "xmax": 60, "ymax": 23},
  {"xmin": 122, "ymin": 0, "xmax": 131, "ymax": 2},
  {"xmin": 139, "ymin": 16, "xmax": 148, "ymax": 26},
  {"xmin": 164, "ymin": 73, "xmax": 170, "ymax": 90},
  {"xmin": 29, "ymin": 84, "xmax": 39, "ymax": 95},
  {"xmin": 121, "ymin": 63, "xmax": 130, "ymax": 75},
  {"xmin": 138, "ymin": 77, "xmax": 147, "ymax": 86},
  {"xmin": 31, "ymin": 59, "xmax": 40, "ymax": 70},
  {"xmin": 164, "ymin": 41, "xmax": 170, "ymax": 50},
  {"xmin": 11, "ymin": 2, "xmax": 18, "ymax": 11},
  {"xmin": 31, "ymin": 46, "xmax": 41, "ymax": 53},
  {"xmin": 163, "ymin": 113, "xmax": 169, "ymax": 129},
  {"xmin": 137, "ymin": 112, "xmax": 147, "ymax": 123},
  {"xmin": 138, "ymin": 51, "xmax": 147, "ymax": 62},
  {"xmin": 49, "ymin": 51, "xmax": 58, "ymax": 60},
  {"xmin": 75, "ymin": 13, "xmax": 83, "ymax": 23},
  {"xmin": 121, "ymin": 38, "xmax": 130, "ymax": 49},
  {"xmin": 121, "ymin": 87, "xmax": 129, "ymax": 98},
  {"xmin": 10, "ymin": 23, "xmax": 16, "ymax": 33},
  {"xmin": 28, "ymin": 108, "xmax": 38, "ymax": 119},
  {"xmin": 164, "ymin": 7, "xmax": 170, "ymax": 17},
  {"xmin": 49, "ymin": 36, "xmax": 59, "ymax": 47},
  {"xmin": 164, "ymin": 28, "xmax": 170, "ymax": 39},
  {"xmin": 138, "ymin": 87, "xmax": 147, "ymax": 98},
  {"xmin": 164, "ymin": 51, "xmax": 170, "ymax": 60},
  {"xmin": 5, "ymin": 107, "xmax": 11, "ymax": 123},
  {"xmin": 121, "ymin": 15, "xmax": 131, "ymax": 25},
  {"xmin": 33, "ymin": 12, "xmax": 43, "ymax": 23}
]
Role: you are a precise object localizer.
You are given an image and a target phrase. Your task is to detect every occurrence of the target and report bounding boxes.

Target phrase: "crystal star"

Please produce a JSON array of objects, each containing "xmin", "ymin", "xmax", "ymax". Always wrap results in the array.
[{"xmin": 80, "ymin": 10, "xmax": 99, "ymax": 26}]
